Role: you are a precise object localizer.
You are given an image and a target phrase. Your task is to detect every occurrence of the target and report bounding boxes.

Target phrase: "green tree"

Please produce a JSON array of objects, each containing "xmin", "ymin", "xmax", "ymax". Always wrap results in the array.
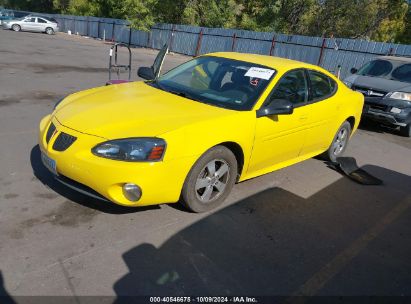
[
  {"xmin": 305, "ymin": 0, "xmax": 408, "ymax": 40},
  {"xmin": 2, "ymin": 0, "xmax": 410, "ymax": 43},
  {"xmin": 3, "ymin": 0, "xmax": 55, "ymax": 12}
]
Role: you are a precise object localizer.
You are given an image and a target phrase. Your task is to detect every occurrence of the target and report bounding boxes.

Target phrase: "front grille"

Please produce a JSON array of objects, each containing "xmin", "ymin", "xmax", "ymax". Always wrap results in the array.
[
  {"xmin": 52, "ymin": 132, "xmax": 77, "ymax": 151},
  {"xmin": 352, "ymin": 85, "xmax": 387, "ymax": 97},
  {"xmin": 369, "ymin": 104, "xmax": 388, "ymax": 112},
  {"xmin": 45, "ymin": 123, "xmax": 56, "ymax": 143}
]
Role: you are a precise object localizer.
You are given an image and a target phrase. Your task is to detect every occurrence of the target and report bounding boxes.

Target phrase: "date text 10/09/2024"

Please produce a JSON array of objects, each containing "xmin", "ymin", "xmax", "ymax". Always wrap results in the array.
[{"xmin": 149, "ymin": 297, "xmax": 258, "ymax": 303}]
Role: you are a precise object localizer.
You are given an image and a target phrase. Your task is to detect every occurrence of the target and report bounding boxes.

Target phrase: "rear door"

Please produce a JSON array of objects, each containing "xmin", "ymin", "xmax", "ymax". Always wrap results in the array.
[
  {"xmin": 298, "ymin": 69, "xmax": 341, "ymax": 156},
  {"xmin": 37, "ymin": 18, "xmax": 49, "ymax": 32}
]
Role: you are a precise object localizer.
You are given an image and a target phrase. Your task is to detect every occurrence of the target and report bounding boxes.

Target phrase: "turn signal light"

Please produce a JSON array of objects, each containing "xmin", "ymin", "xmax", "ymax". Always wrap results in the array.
[{"xmin": 148, "ymin": 146, "xmax": 165, "ymax": 160}]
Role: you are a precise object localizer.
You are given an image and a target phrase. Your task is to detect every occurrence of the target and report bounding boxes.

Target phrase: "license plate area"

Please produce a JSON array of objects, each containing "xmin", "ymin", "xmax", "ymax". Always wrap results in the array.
[{"xmin": 41, "ymin": 152, "xmax": 57, "ymax": 175}]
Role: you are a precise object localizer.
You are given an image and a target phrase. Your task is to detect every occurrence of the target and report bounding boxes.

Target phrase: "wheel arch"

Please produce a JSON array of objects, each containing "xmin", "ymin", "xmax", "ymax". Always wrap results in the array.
[
  {"xmin": 218, "ymin": 141, "xmax": 245, "ymax": 181},
  {"xmin": 346, "ymin": 116, "xmax": 355, "ymax": 130}
]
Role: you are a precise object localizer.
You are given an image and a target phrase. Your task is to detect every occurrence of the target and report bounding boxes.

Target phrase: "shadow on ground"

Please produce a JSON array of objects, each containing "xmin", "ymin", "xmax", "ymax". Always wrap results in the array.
[
  {"xmin": 114, "ymin": 165, "xmax": 411, "ymax": 298},
  {"xmin": 30, "ymin": 145, "xmax": 160, "ymax": 214},
  {"xmin": 359, "ymin": 119, "xmax": 403, "ymax": 137},
  {"xmin": 0, "ymin": 271, "xmax": 15, "ymax": 304}
]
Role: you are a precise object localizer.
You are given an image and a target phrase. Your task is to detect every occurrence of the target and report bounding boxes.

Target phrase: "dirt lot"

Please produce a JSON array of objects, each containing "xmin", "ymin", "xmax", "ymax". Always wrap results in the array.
[{"xmin": 0, "ymin": 29, "xmax": 410, "ymax": 299}]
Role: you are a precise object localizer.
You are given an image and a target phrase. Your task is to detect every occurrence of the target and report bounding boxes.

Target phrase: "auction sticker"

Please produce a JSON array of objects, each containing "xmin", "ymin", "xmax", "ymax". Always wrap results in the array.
[{"xmin": 245, "ymin": 67, "xmax": 275, "ymax": 80}]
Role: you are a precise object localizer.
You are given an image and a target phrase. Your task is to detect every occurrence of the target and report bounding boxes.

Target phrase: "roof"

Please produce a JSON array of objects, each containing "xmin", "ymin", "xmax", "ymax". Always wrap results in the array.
[
  {"xmin": 377, "ymin": 56, "xmax": 411, "ymax": 63},
  {"xmin": 208, "ymin": 52, "xmax": 318, "ymax": 72}
]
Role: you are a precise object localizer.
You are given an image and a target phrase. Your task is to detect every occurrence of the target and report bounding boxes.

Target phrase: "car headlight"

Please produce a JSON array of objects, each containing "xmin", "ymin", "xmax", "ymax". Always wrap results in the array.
[
  {"xmin": 92, "ymin": 138, "xmax": 166, "ymax": 162},
  {"xmin": 390, "ymin": 107, "xmax": 402, "ymax": 114},
  {"xmin": 386, "ymin": 92, "xmax": 411, "ymax": 102}
]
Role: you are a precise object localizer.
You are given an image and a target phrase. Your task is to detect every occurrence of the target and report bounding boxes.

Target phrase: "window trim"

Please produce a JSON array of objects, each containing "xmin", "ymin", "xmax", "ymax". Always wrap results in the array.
[
  {"xmin": 260, "ymin": 68, "xmax": 309, "ymax": 110},
  {"xmin": 305, "ymin": 69, "xmax": 338, "ymax": 104}
]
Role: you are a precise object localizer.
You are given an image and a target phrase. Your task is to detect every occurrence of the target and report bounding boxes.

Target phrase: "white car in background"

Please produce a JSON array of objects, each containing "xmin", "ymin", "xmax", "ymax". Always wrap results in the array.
[{"xmin": 2, "ymin": 16, "xmax": 59, "ymax": 35}]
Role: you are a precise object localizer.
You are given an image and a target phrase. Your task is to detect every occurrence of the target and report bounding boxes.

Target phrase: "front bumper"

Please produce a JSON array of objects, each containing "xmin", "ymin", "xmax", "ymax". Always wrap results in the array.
[
  {"xmin": 39, "ymin": 115, "xmax": 197, "ymax": 207},
  {"xmin": 362, "ymin": 108, "xmax": 407, "ymax": 127},
  {"xmin": 362, "ymin": 98, "xmax": 410, "ymax": 127}
]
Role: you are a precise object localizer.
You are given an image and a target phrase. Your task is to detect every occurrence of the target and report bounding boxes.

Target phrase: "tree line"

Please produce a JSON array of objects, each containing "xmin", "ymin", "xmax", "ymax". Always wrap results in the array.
[{"xmin": 2, "ymin": 0, "xmax": 410, "ymax": 44}]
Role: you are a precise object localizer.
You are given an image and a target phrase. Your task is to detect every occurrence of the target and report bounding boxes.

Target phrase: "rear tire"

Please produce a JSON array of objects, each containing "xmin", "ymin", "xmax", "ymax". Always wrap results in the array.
[
  {"xmin": 45, "ymin": 27, "xmax": 54, "ymax": 35},
  {"xmin": 12, "ymin": 24, "xmax": 21, "ymax": 32},
  {"xmin": 181, "ymin": 146, "xmax": 237, "ymax": 213},
  {"xmin": 321, "ymin": 121, "xmax": 352, "ymax": 162},
  {"xmin": 400, "ymin": 124, "xmax": 411, "ymax": 137}
]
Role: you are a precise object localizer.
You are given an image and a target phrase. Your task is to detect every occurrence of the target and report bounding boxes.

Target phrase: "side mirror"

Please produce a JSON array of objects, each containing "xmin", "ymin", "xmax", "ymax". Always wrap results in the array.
[
  {"xmin": 256, "ymin": 99, "xmax": 294, "ymax": 118},
  {"xmin": 137, "ymin": 66, "xmax": 155, "ymax": 80},
  {"xmin": 350, "ymin": 67, "xmax": 358, "ymax": 74}
]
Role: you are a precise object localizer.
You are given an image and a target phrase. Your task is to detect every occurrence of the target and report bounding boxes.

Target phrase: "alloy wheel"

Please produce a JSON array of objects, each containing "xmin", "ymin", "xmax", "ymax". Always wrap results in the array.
[
  {"xmin": 332, "ymin": 127, "xmax": 348, "ymax": 156},
  {"xmin": 195, "ymin": 159, "xmax": 230, "ymax": 203}
]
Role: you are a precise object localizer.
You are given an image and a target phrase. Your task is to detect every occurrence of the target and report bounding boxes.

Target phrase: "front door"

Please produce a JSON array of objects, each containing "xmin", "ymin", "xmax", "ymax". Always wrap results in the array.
[
  {"xmin": 21, "ymin": 17, "xmax": 36, "ymax": 31},
  {"xmin": 247, "ymin": 69, "xmax": 310, "ymax": 175}
]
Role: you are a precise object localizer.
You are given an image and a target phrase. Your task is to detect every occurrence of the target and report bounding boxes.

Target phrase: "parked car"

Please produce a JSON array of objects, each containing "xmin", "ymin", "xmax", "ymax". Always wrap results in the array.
[
  {"xmin": 2, "ymin": 15, "xmax": 59, "ymax": 35},
  {"xmin": 344, "ymin": 56, "xmax": 411, "ymax": 137},
  {"xmin": 39, "ymin": 48, "xmax": 363, "ymax": 212},
  {"xmin": 26, "ymin": 14, "xmax": 59, "ymax": 25},
  {"xmin": 0, "ymin": 8, "xmax": 14, "ymax": 25},
  {"xmin": 12, "ymin": 11, "xmax": 30, "ymax": 18}
]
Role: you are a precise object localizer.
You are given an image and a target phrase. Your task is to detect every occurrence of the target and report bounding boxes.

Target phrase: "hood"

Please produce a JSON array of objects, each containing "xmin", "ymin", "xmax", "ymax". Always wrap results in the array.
[
  {"xmin": 346, "ymin": 75, "xmax": 411, "ymax": 93},
  {"xmin": 55, "ymin": 82, "xmax": 234, "ymax": 139}
]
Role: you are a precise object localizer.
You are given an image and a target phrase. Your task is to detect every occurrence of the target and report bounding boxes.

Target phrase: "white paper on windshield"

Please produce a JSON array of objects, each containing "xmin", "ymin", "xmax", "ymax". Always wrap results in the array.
[{"xmin": 245, "ymin": 67, "xmax": 275, "ymax": 80}]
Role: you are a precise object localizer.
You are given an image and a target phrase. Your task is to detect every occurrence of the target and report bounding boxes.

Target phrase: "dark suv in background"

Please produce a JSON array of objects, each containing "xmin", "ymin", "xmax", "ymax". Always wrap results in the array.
[{"xmin": 344, "ymin": 56, "xmax": 411, "ymax": 137}]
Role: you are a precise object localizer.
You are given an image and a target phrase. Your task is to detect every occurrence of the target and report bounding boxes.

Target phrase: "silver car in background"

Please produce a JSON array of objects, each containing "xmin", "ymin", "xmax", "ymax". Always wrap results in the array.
[{"xmin": 2, "ymin": 16, "xmax": 59, "ymax": 35}]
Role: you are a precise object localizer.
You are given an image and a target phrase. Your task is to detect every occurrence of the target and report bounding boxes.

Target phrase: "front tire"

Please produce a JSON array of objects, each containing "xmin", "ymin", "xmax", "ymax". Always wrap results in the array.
[
  {"xmin": 400, "ymin": 124, "xmax": 411, "ymax": 137},
  {"xmin": 322, "ymin": 121, "xmax": 352, "ymax": 162},
  {"xmin": 12, "ymin": 24, "xmax": 21, "ymax": 32},
  {"xmin": 181, "ymin": 146, "xmax": 238, "ymax": 213}
]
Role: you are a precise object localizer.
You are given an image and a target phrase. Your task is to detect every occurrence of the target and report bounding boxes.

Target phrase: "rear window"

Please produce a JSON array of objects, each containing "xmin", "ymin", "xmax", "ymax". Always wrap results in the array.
[
  {"xmin": 308, "ymin": 70, "xmax": 337, "ymax": 101},
  {"xmin": 357, "ymin": 60, "xmax": 393, "ymax": 77},
  {"xmin": 42, "ymin": 17, "xmax": 57, "ymax": 23},
  {"xmin": 392, "ymin": 64, "xmax": 411, "ymax": 84}
]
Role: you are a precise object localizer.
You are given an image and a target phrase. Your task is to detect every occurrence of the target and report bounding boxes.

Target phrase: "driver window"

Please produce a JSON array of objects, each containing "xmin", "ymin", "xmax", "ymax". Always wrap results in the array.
[
  {"xmin": 25, "ymin": 17, "xmax": 36, "ymax": 22},
  {"xmin": 270, "ymin": 70, "xmax": 308, "ymax": 105}
]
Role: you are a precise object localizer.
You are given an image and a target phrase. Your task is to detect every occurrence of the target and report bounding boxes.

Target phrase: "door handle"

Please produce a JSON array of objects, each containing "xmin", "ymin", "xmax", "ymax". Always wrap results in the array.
[{"xmin": 299, "ymin": 116, "xmax": 308, "ymax": 121}]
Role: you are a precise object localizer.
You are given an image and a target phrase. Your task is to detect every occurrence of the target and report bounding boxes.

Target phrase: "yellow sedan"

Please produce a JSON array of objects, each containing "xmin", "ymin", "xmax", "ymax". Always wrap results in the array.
[{"xmin": 39, "ymin": 52, "xmax": 363, "ymax": 212}]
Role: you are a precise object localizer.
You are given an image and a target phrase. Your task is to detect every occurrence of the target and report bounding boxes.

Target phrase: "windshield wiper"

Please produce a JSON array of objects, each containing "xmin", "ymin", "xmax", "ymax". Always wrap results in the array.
[{"xmin": 150, "ymin": 80, "xmax": 196, "ymax": 100}]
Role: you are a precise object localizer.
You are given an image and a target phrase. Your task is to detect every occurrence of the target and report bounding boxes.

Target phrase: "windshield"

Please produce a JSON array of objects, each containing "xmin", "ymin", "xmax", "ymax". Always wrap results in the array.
[
  {"xmin": 356, "ymin": 59, "xmax": 411, "ymax": 84},
  {"xmin": 153, "ymin": 56, "xmax": 276, "ymax": 110}
]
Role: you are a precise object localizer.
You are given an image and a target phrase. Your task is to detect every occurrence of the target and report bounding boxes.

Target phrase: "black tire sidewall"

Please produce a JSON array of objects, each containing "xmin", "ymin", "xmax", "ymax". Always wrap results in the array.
[
  {"xmin": 181, "ymin": 146, "xmax": 238, "ymax": 213},
  {"xmin": 326, "ymin": 121, "xmax": 352, "ymax": 162},
  {"xmin": 401, "ymin": 124, "xmax": 411, "ymax": 137}
]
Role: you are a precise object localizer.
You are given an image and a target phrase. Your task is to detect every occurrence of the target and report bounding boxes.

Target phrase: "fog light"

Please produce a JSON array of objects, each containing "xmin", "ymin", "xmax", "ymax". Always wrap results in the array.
[{"xmin": 123, "ymin": 183, "xmax": 142, "ymax": 202}]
